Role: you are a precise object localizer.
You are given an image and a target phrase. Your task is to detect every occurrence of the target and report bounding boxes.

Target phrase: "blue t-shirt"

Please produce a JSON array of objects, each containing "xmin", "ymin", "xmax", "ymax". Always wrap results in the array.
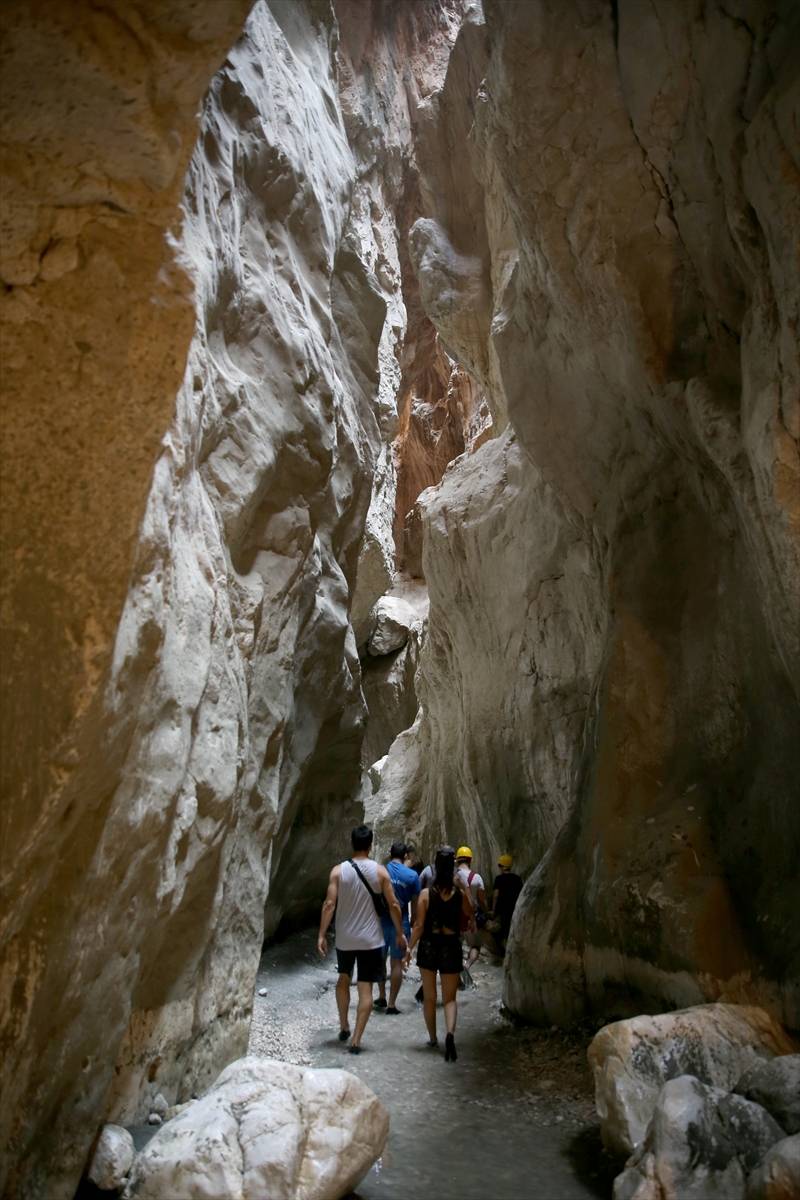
[{"xmin": 382, "ymin": 860, "xmax": 421, "ymax": 934}]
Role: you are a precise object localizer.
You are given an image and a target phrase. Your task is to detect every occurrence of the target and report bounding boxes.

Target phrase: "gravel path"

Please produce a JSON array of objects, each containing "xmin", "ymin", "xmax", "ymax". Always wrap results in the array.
[{"xmin": 249, "ymin": 929, "xmax": 618, "ymax": 1199}]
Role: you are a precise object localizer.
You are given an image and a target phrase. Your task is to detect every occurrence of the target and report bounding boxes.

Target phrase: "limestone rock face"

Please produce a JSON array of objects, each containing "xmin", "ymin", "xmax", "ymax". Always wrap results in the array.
[
  {"xmin": 361, "ymin": 639, "xmax": 421, "ymax": 768},
  {"xmin": 391, "ymin": 0, "xmax": 800, "ymax": 1026},
  {"xmin": 613, "ymin": 1075, "xmax": 786, "ymax": 1200},
  {"xmin": 588, "ymin": 1004, "xmax": 795, "ymax": 1159},
  {"xmin": 393, "ymin": 338, "xmax": 491, "ymax": 575},
  {"xmin": 1, "ymin": 3, "xmax": 250, "ymax": 1196},
  {"xmin": 125, "ymin": 1056, "xmax": 388, "ymax": 1200},
  {"xmin": 1, "ymin": 1, "xmax": 450, "ymax": 1194},
  {"xmin": 351, "ymin": 446, "xmax": 398, "ymax": 644},
  {"xmin": 372, "ymin": 426, "xmax": 605, "ymax": 878},
  {"xmin": 746, "ymin": 1136, "xmax": 800, "ymax": 1200},
  {"xmin": 103, "ymin": 0, "xmax": 400, "ymax": 1118},
  {"xmin": 361, "ymin": 582, "xmax": 428, "ymax": 768}
]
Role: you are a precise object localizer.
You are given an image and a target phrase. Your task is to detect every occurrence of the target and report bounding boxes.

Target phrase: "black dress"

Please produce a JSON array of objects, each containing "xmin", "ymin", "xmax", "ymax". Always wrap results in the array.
[{"xmin": 416, "ymin": 886, "xmax": 463, "ymax": 975}]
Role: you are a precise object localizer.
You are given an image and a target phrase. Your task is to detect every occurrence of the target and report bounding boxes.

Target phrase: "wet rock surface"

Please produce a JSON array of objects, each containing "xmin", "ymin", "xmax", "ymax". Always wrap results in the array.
[
  {"xmin": 746, "ymin": 1134, "xmax": 800, "ymax": 1200},
  {"xmin": 613, "ymin": 1075, "xmax": 786, "ymax": 1200},
  {"xmin": 735, "ymin": 1055, "xmax": 800, "ymax": 1136},
  {"xmin": 248, "ymin": 930, "xmax": 616, "ymax": 1199},
  {"xmin": 588, "ymin": 1004, "xmax": 796, "ymax": 1157}
]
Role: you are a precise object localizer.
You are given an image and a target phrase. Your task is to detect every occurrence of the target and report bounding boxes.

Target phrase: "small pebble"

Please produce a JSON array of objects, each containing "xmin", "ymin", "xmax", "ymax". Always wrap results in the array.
[
  {"xmin": 147, "ymin": 1113, "xmax": 162, "ymax": 1126},
  {"xmin": 258, "ymin": 987, "xmax": 268, "ymax": 996}
]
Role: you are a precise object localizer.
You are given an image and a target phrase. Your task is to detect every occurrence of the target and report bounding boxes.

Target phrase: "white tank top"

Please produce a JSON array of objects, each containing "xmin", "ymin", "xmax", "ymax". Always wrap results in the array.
[{"xmin": 335, "ymin": 859, "xmax": 384, "ymax": 951}]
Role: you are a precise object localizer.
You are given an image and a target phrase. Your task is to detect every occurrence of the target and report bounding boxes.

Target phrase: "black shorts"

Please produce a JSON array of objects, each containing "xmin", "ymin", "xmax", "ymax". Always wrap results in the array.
[
  {"xmin": 416, "ymin": 934, "xmax": 462, "ymax": 975},
  {"xmin": 336, "ymin": 946, "xmax": 384, "ymax": 983}
]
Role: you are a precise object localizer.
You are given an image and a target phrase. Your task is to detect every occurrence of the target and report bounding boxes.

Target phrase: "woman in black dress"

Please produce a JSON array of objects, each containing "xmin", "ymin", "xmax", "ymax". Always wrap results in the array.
[{"xmin": 406, "ymin": 845, "xmax": 472, "ymax": 1061}]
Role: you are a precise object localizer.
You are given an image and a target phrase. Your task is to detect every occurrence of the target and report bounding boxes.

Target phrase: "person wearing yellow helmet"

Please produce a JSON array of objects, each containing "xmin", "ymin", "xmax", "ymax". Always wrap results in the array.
[
  {"xmin": 491, "ymin": 853, "xmax": 523, "ymax": 953},
  {"xmin": 454, "ymin": 846, "xmax": 487, "ymax": 981}
]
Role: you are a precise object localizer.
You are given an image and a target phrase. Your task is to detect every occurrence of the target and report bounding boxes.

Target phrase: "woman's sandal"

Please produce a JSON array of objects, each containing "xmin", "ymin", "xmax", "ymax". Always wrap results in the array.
[{"xmin": 444, "ymin": 1033, "xmax": 457, "ymax": 1062}]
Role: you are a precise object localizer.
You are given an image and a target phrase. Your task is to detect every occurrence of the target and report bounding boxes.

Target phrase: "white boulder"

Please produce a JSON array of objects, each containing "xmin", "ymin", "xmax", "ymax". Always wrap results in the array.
[
  {"xmin": 125, "ymin": 1056, "xmax": 388, "ymax": 1200},
  {"xmin": 366, "ymin": 590, "xmax": 426, "ymax": 657},
  {"xmin": 589, "ymin": 1004, "xmax": 795, "ymax": 1156},
  {"xmin": 88, "ymin": 1124, "xmax": 135, "ymax": 1191}
]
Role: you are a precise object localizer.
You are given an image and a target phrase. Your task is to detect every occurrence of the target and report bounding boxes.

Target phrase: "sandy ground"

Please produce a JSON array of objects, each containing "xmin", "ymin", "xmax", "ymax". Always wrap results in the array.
[{"xmin": 249, "ymin": 929, "xmax": 619, "ymax": 1199}]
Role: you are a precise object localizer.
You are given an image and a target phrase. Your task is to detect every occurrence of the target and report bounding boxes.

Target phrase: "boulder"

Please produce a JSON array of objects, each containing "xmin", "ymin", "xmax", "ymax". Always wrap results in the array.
[
  {"xmin": 589, "ymin": 1004, "xmax": 795, "ymax": 1156},
  {"xmin": 613, "ymin": 1075, "xmax": 785, "ymax": 1200},
  {"xmin": 746, "ymin": 1135, "xmax": 800, "ymax": 1200},
  {"xmin": 736, "ymin": 1056, "xmax": 800, "ymax": 1136},
  {"xmin": 125, "ymin": 1056, "xmax": 388, "ymax": 1200},
  {"xmin": 367, "ymin": 595, "xmax": 420, "ymax": 657},
  {"xmin": 88, "ymin": 1124, "xmax": 135, "ymax": 1192}
]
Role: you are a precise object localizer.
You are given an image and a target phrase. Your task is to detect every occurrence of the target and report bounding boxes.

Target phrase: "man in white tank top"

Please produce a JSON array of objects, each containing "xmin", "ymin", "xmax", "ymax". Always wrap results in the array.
[{"xmin": 317, "ymin": 824, "xmax": 406, "ymax": 1053}]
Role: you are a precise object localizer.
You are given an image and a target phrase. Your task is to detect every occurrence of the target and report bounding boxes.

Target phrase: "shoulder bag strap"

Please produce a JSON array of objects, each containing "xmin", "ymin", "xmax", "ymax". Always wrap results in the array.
[{"xmin": 349, "ymin": 858, "xmax": 378, "ymax": 898}]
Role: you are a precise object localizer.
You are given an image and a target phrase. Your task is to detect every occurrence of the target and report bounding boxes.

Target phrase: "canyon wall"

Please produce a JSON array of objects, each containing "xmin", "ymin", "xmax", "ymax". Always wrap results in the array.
[
  {"xmin": 2, "ymin": 0, "xmax": 798, "ymax": 1195},
  {"xmin": 1, "ymin": 2, "xmax": 470, "ymax": 1195},
  {"xmin": 1, "ymin": 3, "xmax": 252, "ymax": 1195},
  {"xmin": 376, "ymin": 0, "xmax": 800, "ymax": 1027}
]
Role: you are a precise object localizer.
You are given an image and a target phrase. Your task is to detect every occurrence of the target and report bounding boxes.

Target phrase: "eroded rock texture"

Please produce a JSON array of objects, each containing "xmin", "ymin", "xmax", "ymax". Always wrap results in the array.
[
  {"xmin": 375, "ymin": 0, "xmax": 800, "ymax": 1028},
  {"xmin": 0, "ymin": 1, "xmax": 468, "ymax": 1195},
  {"xmin": 370, "ymin": 427, "xmax": 606, "ymax": 874},
  {"xmin": 588, "ymin": 1003, "xmax": 795, "ymax": 1157},
  {"xmin": 126, "ymin": 1056, "xmax": 388, "ymax": 1200},
  {"xmin": 2, "ymin": 0, "xmax": 799, "ymax": 1195},
  {"xmin": 493, "ymin": 0, "xmax": 800, "ymax": 1030},
  {"xmin": 1, "ymin": 2, "xmax": 252, "ymax": 1196}
]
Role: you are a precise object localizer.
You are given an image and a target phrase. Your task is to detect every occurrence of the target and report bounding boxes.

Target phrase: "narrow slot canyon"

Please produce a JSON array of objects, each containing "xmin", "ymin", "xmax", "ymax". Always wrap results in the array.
[{"xmin": 1, "ymin": 2, "xmax": 798, "ymax": 1199}]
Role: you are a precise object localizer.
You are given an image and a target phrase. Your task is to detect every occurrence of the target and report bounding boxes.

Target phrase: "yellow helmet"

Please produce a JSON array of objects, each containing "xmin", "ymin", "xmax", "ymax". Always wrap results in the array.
[
  {"xmin": 498, "ymin": 854, "xmax": 513, "ymax": 868},
  {"xmin": 456, "ymin": 845, "xmax": 473, "ymax": 860}
]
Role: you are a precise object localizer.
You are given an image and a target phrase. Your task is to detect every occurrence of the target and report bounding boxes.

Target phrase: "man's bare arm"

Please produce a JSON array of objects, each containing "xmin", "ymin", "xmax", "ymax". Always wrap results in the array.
[{"xmin": 317, "ymin": 866, "xmax": 340, "ymax": 955}]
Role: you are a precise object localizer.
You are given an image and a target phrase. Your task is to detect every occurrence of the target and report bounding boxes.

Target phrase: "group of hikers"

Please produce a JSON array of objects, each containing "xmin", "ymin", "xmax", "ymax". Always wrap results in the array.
[{"xmin": 317, "ymin": 825, "xmax": 523, "ymax": 1060}]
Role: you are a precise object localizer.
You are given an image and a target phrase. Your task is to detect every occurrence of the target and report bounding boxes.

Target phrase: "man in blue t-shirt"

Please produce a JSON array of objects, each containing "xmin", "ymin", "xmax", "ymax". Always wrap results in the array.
[{"xmin": 374, "ymin": 842, "xmax": 421, "ymax": 1013}]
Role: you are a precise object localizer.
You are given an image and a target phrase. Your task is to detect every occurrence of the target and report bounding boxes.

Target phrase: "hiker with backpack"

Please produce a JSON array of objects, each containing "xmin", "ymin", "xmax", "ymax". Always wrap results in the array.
[
  {"xmin": 455, "ymin": 845, "xmax": 488, "ymax": 985},
  {"xmin": 405, "ymin": 845, "xmax": 472, "ymax": 1061},
  {"xmin": 317, "ymin": 824, "xmax": 406, "ymax": 1054}
]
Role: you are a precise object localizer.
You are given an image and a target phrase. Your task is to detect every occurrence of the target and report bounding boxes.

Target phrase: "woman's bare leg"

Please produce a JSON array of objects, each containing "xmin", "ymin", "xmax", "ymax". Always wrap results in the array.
[
  {"xmin": 420, "ymin": 968, "xmax": 438, "ymax": 1042},
  {"xmin": 441, "ymin": 972, "xmax": 459, "ymax": 1035}
]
